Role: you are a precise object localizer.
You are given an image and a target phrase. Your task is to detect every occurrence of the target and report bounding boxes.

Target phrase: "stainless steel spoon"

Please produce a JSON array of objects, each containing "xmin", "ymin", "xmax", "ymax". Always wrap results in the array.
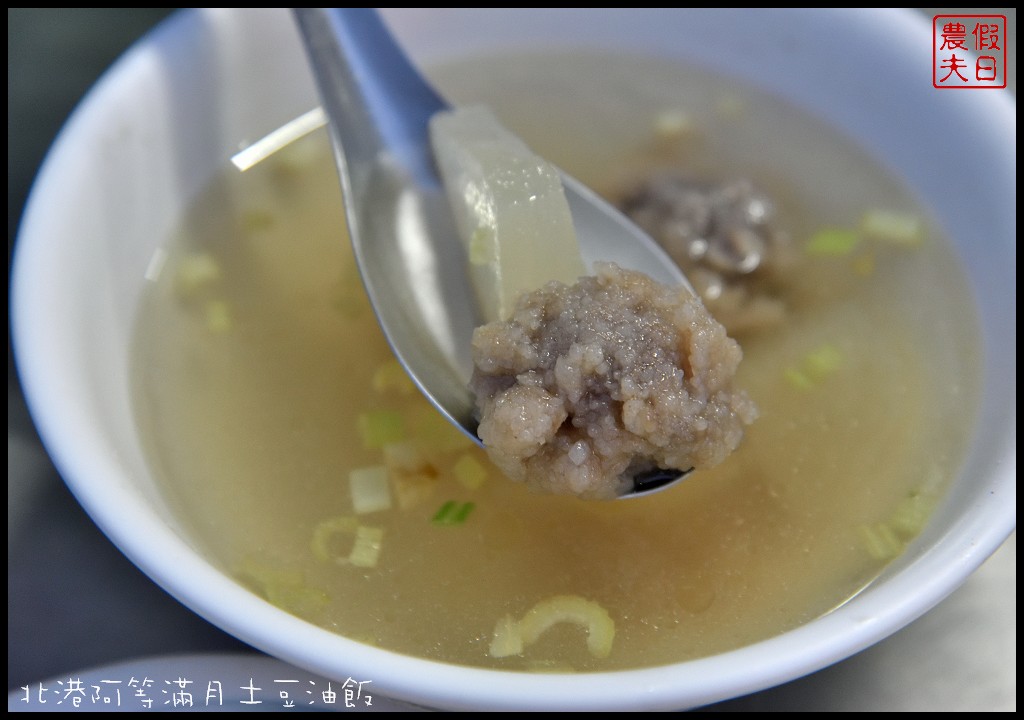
[{"xmin": 293, "ymin": 8, "xmax": 692, "ymax": 496}]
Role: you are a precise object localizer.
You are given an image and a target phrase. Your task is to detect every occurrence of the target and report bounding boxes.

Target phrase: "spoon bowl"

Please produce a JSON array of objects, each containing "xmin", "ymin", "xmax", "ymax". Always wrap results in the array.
[{"xmin": 294, "ymin": 8, "xmax": 692, "ymax": 495}]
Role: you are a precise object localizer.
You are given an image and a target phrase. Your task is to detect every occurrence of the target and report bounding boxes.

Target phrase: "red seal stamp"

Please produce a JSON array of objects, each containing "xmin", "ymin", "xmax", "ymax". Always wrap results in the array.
[{"xmin": 933, "ymin": 14, "xmax": 1008, "ymax": 89}]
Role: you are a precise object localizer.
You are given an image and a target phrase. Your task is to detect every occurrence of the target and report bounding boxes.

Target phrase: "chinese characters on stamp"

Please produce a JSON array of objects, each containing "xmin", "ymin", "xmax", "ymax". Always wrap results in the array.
[{"xmin": 933, "ymin": 14, "xmax": 1008, "ymax": 89}]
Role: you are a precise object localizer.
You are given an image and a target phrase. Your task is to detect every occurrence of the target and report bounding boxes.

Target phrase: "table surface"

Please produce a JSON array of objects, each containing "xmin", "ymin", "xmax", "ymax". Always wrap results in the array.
[{"xmin": 7, "ymin": 8, "xmax": 1016, "ymax": 712}]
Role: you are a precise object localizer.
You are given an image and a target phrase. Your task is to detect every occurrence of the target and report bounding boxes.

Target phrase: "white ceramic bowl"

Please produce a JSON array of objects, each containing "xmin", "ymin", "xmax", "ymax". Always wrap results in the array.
[{"xmin": 11, "ymin": 8, "xmax": 1016, "ymax": 711}]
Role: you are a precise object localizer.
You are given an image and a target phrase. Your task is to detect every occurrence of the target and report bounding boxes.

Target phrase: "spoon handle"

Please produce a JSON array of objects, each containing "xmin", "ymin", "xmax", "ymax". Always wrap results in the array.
[
  {"xmin": 292, "ymin": 7, "xmax": 483, "ymax": 443},
  {"xmin": 292, "ymin": 8, "xmax": 448, "ymax": 190}
]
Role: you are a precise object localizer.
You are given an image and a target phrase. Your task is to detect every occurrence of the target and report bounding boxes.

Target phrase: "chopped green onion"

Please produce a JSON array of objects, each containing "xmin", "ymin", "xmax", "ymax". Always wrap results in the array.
[
  {"xmin": 311, "ymin": 516, "xmax": 384, "ymax": 568},
  {"xmin": 860, "ymin": 481, "xmax": 941, "ymax": 562},
  {"xmin": 860, "ymin": 522, "xmax": 904, "ymax": 562},
  {"xmin": 784, "ymin": 367, "xmax": 815, "ymax": 390},
  {"xmin": 348, "ymin": 526, "xmax": 385, "ymax": 568},
  {"xmin": 806, "ymin": 227, "xmax": 860, "ymax": 256},
  {"xmin": 489, "ymin": 595, "xmax": 616, "ymax": 659},
  {"xmin": 237, "ymin": 559, "xmax": 329, "ymax": 618},
  {"xmin": 357, "ymin": 409, "xmax": 405, "ymax": 449},
  {"xmin": 453, "ymin": 454, "xmax": 487, "ymax": 490},
  {"xmin": 310, "ymin": 516, "xmax": 359, "ymax": 562},
  {"xmin": 468, "ymin": 226, "xmax": 497, "ymax": 266},
  {"xmin": 804, "ymin": 343, "xmax": 843, "ymax": 378},
  {"xmin": 489, "ymin": 614, "xmax": 523, "ymax": 658},
  {"xmin": 860, "ymin": 473, "xmax": 942, "ymax": 562},
  {"xmin": 432, "ymin": 500, "xmax": 456, "ymax": 522},
  {"xmin": 888, "ymin": 491, "xmax": 934, "ymax": 539},
  {"xmin": 453, "ymin": 502, "xmax": 475, "ymax": 524},
  {"xmin": 860, "ymin": 210, "xmax": 924, "ymax": 246},
  {"xmin": 349, "ymin": 465, "xmax": 392, "ymax": 514},
  {"xmin": 432, "ymin": 500, "xmax": 475, "ymax": 526},
  {"xmin": 785, "ymin": 343, "xmax": 843, "ymax": 389}
]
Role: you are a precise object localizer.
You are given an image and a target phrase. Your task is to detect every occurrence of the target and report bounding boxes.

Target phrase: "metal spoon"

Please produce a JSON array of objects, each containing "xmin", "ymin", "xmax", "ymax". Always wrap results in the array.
[{"xmin": 293, "ymin": 8, "xmax": 691, "ymax": 496}]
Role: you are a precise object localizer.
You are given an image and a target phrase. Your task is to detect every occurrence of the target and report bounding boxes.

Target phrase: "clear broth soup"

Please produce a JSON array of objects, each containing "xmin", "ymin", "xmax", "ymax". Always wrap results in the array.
[{"xmin": 132, "ymin": 52, "xmax": 980, "ymax": 671}]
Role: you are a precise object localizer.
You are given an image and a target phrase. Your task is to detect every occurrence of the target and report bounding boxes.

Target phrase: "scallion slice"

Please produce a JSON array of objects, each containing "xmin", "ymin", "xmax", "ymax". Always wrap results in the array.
[{"xmin": 432, "ymin": 500, "xmax": 476, "ymax": 526}]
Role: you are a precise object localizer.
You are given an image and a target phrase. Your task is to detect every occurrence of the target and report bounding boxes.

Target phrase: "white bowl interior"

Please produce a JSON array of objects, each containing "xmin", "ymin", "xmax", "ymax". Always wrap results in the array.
[{"xmin": 11, "ymin": 8, "xmax": 1015, "ymax": 711}]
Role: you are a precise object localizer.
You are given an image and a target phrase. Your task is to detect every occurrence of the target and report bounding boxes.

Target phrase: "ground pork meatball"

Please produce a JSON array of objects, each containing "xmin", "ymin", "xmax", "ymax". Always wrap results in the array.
[
  {"xmin": 617, "ymin": 175, "xmax": 797, "ymax": 336},
  {"xmin": 470, "ymin": 262, "xmax": 757, "ymax": 499}
]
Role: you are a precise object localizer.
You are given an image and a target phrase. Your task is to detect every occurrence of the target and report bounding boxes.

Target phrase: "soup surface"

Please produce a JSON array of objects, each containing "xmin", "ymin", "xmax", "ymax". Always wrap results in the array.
[{"xmin": 133, "ymin": 52, "xmax": 980, "ymax": 671}]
